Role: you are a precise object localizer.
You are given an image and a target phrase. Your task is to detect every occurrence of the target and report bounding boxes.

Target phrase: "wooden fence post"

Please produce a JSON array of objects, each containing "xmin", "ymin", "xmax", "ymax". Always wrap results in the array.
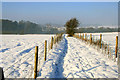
[
  {"xmin": 60, "ymin": 34, "xmax": 62, "ymax": 41},
  {"xmin": 102, "ymin": 42, "xmax": 104, "ymax": 54},
  {"xmin": 108, "ymin": 44, "xmax": 110, "ymax": 58},
  {"xmin": 115, "ymin": 36, "xmax": 118, "ymax": 58},
  {"xmin": 34, "ymin": 46, "xmax": 38, "ymax": 79},
  {"xmin": 61, "ymin": 33, "xmax": 62, "ymax": 38},
  {"xmin": 109, "ymin": 46, "xmax": 112, "ymax": 59},
  {"xmin": 97, "ymin": 39, "xmax": 99, "ymax": 50},
  {"xmin": 93, "ymin": 36, "xmax": 95, "ymax": 43},
  {"xmin": 0, "ymin": 67, "xmax": 4, "ymax": 80},
  {"xmin": 44, "ymin": 40, "xmax": 47, "ymax": 61},
  {"xmin": 100, "ymin": 34, "xmax": 102, "ymax": 48},
  {"xmin": 50, "ymin": 37, "xmax": 54, "ymax": 49},
  {"xmin": 79, "ymin": 34, "xmax": 80, "ymax": 39},
  {"xmin": 104, "ymin": 44, "xmax": 107, "ymax": 56},
  {"xmin": 80, "ymin": 33, "xmax": 81, "ymax": 39},
  {"xmin": 53, "ymin": 36, "xmax": 56, "ymax": 44},
  {"xmin": 82, "ymin": 34, "xmax": 84, "ymax": 40},
  {"xmin": 77, "ymin": 34, "xmax": 79, "ymax": 38},
  {"xmin": 90, "ymin": 34, "xmax": 92, "ymax": 44},
  {"xmin": 85, "ymin": 33, "xmax": 87, "ymax": 41},
  {"xmin": 58, "ymin": 34, "xmax": 59, "ymax": 42}
]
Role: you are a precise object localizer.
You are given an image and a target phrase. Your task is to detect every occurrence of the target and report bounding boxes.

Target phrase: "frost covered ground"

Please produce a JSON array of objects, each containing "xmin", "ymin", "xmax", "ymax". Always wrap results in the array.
[{"xmin": 0, "ymin": 33, "xmax": 118, "ymax": 78}]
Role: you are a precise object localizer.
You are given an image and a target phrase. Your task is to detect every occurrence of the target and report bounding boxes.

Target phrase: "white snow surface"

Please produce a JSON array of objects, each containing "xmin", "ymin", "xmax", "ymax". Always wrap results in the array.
[
  {"xmin": 77, "ymin": 32, "xmax": 118, "ymax": 50},
  {"xmin": 76, "ymin": 32, "xmax": 118, "ymax": 58},
  {"xmin": 38, "ymin": 34, "xmax": 118, "ymax": 78},
  {"xmin": 0, "ymin": 34, "xmax": 54, "ymax": 78},
  {"xmin": 0, "ymin": 33, "xmax": 118, "ymax": 78},
  {"xmin": 63, "ymin": 36, "xmax": 118, "ymax": 78}
]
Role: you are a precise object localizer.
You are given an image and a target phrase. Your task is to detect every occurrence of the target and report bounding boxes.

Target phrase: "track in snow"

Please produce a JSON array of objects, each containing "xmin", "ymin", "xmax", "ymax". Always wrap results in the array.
[
  {"xmin": 38, "ymin": 35, "xmax": 68, "ymax": 78},
  {"xmin": 38, "ymin": 35, "xmax": 118, "ymax": 78},
  {"xmin": 63, "ymin": 36, "xmax": 118, "ymax": 78}
]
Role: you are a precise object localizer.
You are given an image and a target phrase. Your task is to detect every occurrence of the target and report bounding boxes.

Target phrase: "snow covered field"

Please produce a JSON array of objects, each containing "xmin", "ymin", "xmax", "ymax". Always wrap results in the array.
[
  {"xmin": 63, "ymin": 36, "xmax": 118, "ymax": 78},
  {"xmin": 77, "ymin": 32, "xmax": 118, "ymax": 47},
  {"xmin": 0, "ymin": 34, "xmax": 54, "ymax": 78},
  {"xmin": 38, "ymin": 34, "xmax": 118, "ymax": 78},
  {"xmin": 77, "ymin": 32, "xmax": 118, "ymax": 57},
  {"xmin": 0, "ymin": 32, "xmax": 118, "ymax": 78}
]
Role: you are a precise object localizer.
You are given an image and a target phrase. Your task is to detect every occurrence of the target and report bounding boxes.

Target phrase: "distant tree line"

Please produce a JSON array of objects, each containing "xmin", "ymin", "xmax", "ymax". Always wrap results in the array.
[
  {"xmin": 1, "ymin": 19, "xmax": 65, "ymax": 34},
  {"xmin": 76, "ymin": 27, "xmax": 118, "ymax": 33},
  {"xmin": 1, "ymin": 19, "xmax": 118, "ymax": 34}
]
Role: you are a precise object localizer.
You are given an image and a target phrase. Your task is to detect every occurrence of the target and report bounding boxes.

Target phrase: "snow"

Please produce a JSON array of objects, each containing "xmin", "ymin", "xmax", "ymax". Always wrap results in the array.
[
  {"xmin": 0, "ymin": 33, "xmax": 118, "ymax": 78},
  {"xmin": 0, "ymin": 34, "xmax": 54, "ymax": 78},
  {"xmin": 38, "ymin": 35, "xmax": 67, "ymax": 78},
  {"xmin": 77, "ymin": 32, "xmax": 118, "ymax": 59},
  {"xmin": 77, "ymin": 32, "xmax": 118, "ymax": 47},
  {"xmin": 63, "ymin": 36, "xmax": 118, "ymax": 78},
  {"xmin": 38, "ymin": 33, "xmax": 118, "ymax": 78}
]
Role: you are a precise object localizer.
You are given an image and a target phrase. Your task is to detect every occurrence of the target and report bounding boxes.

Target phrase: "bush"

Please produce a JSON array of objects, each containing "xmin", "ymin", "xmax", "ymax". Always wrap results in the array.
[{"xmin": 65, "ymin": 18, "xmax": 79, "ymax": 36}]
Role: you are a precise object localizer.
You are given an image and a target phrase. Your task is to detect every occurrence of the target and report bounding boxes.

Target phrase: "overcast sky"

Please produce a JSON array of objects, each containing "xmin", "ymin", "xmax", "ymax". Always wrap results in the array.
[{"xmin": 2, "ymin": 2, "xmax": 118, "ymax": 26}]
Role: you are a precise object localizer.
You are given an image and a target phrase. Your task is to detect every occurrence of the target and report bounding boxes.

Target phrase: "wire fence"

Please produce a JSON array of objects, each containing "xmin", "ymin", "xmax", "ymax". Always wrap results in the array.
[
  {"xmin": 74, "ymin": 33, "xmax": 118, "ymax": 63},
  {"xmin": 2, "ymin": 33, "xmax": 69, "ymax": 78},
  {"xmin": 3, "ymin": 33, "xmax": 64, "ymax": 78},
  {"xmin": 3, "ymin": 42, "xmax": 44, "ymax": 78},
  {"xmin": 33, "ymin": 33, "xmax": 64, "ymax": 79}
]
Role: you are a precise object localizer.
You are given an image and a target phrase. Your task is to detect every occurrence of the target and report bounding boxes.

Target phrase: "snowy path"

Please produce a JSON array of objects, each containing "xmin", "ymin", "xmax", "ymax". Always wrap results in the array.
[
  {"xmin": 63, "ymin": 36, "xmax": 118, "ymax": 78},
  {"xmin": 38, "ymin": 35, "xmax": 118, "ymax": 78},
  {"xmin": 1, "ymin": 34, "xmax": 118, "ymax": 78},
  {"xmin": 38, "ymin": 35, "xmax": 68, "ymax": 78}
]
